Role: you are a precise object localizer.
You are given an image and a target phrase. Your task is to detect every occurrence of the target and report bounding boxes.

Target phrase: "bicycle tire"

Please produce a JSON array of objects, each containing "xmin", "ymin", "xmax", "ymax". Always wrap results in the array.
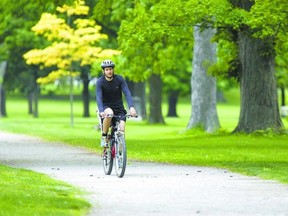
[
  {"xmin": 114, "ymin": 136, "xmax": 127, "ymax": 178},
  {"xmin": 102, "ymin": 146, "xmax": 113, "ymax": 175}
]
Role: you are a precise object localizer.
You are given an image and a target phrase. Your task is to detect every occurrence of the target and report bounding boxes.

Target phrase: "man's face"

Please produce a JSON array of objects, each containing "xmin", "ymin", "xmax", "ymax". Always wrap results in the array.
[{"xmin": 103, "ymin": 67, "xmax": 114, "ymax": 79}]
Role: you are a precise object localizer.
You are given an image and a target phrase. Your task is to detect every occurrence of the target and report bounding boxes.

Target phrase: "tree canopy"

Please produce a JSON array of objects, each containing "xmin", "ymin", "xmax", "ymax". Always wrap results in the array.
[
  {"xmin": 23, "ymin": 0, "xmax": 119, "ymax": 84},
  {"xmin": 1, "ymin": 0, "xmax": 288, "ymax": 132},
  {"xmin": 104, "ymin": 0, "xmax": 288, "ymax": 132}
]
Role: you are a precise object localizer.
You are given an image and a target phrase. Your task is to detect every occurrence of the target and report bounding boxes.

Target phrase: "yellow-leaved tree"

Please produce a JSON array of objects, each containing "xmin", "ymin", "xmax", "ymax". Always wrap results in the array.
[{"xmin": 24, "ymin": 0, "xmax": 119, "ymax": 126}]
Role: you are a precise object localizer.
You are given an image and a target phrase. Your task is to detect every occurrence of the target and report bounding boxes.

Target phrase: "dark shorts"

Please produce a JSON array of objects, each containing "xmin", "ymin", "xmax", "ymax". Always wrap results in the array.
[{"xmin": 103, "ymin": 105, "xmax": 127, "ymax": 122}]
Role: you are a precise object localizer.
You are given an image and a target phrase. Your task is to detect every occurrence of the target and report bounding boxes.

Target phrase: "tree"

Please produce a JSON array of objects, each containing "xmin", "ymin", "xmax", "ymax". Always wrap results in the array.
[
  {"xmin": 92, "ymin": 0, "xmax": 288, "ymax": 132},
  {"xmin": 161, "ymin": 43, "xmax": 192, "ymax": 117},
  {"xmin": 0, "ymin": 61, "xmax": 7, "ymax": 117},
  {"xmin": 187, "ymin": 26, "xmax": 220, "ymax": 132},
  {"xmin": 92, "ymin": 0, "xmax": 149, "ymax": 119},
  {"xmin": 185, "ymin": 0, "xmax": 286, "ymax": 133},
  {"xmin": 276, "ymin": 41, "xmax": 288, "ymax": 107},
  {"xmin": 93, "ymin": 0, "xmax": 194, "ymax": 123},
  {"xmin": 24, "ymin": 0, "xmax": 119, "ymax": 126},
  {"xmin": 227, "ymin": 0, "xmax": 285, "ymax": 133},
  {"xmin": 129, "ymin": 0, "xmax": 287, "ymax": 133},
  {"xmin": 117, "ymin": 2, "xmax": 193, "ymax": 124},
  {"xmin": 277, "ymin": 64, "xmax": 288, "ymax": 108},
  {"xmin": 0, "ymin": 0, "xmax": 69, "ymax": 117}
]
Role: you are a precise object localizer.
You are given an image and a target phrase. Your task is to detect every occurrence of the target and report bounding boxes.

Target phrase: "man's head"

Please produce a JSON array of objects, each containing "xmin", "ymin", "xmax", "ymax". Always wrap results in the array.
[
  {"xmin": 101, "ymin": 60, "xmax": 115, "ymax": 69},
  {"xmin": 101, "ymin": 60, "xmax": 115, "ymax": 80}
]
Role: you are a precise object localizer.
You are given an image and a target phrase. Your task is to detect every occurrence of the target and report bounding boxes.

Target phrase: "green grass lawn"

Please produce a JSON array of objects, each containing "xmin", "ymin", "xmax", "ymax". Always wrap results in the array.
[
  {"xmin": 0, "ymin": 92, "xmax": 287, "ymax": 214},
  {"xmin": 0, "ymin": 93, "xmax": 287, "ymax": 185},
  {"xmin": 0, "ymin": 164, "xmax": 90, "ymax": 216}
]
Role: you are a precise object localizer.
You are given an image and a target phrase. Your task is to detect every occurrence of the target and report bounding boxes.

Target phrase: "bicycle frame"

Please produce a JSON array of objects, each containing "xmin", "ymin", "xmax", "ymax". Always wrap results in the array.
[{"xmin": 100, "ymin": 114, "xmax": 134, "ymax": 178}]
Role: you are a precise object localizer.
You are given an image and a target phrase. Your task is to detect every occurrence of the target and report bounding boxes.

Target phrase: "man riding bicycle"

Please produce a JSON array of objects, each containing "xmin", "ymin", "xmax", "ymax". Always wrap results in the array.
[{"xmin": 96, "ymin": 60, "xmax": 137, "ymax": 147}]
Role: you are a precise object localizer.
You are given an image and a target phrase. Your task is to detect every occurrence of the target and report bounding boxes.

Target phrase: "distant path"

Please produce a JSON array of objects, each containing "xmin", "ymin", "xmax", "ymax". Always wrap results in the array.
[{"xmin": 1, "ymin": 131, "xmax": 288, "ymax": 216}]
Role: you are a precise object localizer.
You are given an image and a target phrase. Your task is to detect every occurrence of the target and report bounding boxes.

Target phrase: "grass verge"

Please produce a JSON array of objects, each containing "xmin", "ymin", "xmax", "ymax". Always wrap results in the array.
[
  {"xmin": 0, "ymin": 164, "xmax": 90, "ymax": 216},
  {"xmin": 0, "ymin": 96, "xmax": 287, "ymax": 186}
]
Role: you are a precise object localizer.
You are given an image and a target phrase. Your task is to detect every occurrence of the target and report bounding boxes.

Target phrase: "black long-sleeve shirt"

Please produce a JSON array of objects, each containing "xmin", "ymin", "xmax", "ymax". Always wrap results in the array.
[{"xmin": 96, "ymin": 75, "xmax": 134, "ymax": 113}]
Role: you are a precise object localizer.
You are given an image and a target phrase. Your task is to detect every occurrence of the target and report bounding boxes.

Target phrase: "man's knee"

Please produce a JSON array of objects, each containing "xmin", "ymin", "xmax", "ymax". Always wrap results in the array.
[{"xmin": 104, "ymin": 108, "xmax": 114, "ymax": 117}]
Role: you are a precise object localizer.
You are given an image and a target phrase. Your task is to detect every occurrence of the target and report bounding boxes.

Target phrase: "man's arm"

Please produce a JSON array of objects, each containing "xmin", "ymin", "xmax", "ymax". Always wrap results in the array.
[
  {"xmin": 120, "ymin": 77, "xmax": 134, "ymax": 109},
  {"xmin": 120, "ymin": 76, "xmax": 138, "ymax": 116},
  {"xmin": 96, "ymin": 78, "xmax": 104, "ymax": 113}
]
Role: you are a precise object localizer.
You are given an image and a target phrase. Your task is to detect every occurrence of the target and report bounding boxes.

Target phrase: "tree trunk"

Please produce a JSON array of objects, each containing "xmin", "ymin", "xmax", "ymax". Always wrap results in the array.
[
  {"xmin": 134, "ymin": 82, "xmax": 146, "ymax": 119},
  {"xmin": 0, "ymin": 87, "xmax": 7, "ymax": 117},
  {"xmin": 148, "ymin": 74, "xmax": 165, "ymax": 124},
  {"xmin": 27, "ymin": 88, "xmax": 39, "ymax": 117},
  {"xmin": 69, "ymin": 74, "xmax": 74, "ymax": 127},
  {"xmin": 27, "ymin": 69, "xmax": 39, "ymax": 118},
  {"xmin": 187, "ymin": 26, "xmax": 220, "ymax": 132},
  {"xmin": 217, "ymin": 90, "xmax": 226, "ymax": 103},
  {"xmin": 28, "ymin": 92, "xmax": 33, "ymax": 114},
  {"xmin": 280, "ymin": 87, "xmax": 285, "ymax": 106},
  {"xmin": 33, "ymin": 85, "xmax": 39, "ymax": 118},
  {"xmin": 0, "ymin": 61, "xmax": 7, "ymax": 117},
  {"xmin": 82, "ymin": 77, "xmax": 90, "ymax": 117},
  {"xmin": 167, "ymin": 90, "xmax": 179, "ymax": 117},
  {"xmin": 81, "ymin": 66, "xmax": 91, "ymax": 118},
  {"xmin": 127, "ymin": 80, "xmax": 147, "ymax": 119},
  {"xmin": 233, "ymin": 34, "xmax": 283, "ymax": 133}
]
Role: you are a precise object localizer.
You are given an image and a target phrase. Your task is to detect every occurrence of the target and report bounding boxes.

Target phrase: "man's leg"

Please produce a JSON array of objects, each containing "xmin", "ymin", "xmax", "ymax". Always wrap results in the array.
[
  {"xmin": 101, "ymin": 108, "xmax": 113, "ymax": 147},
  {"xmin": 102, "ymin": 108, "xmax": 113, "ymax": 135},
  {"xmin": 119, "ymin": 120, "xmax": 126, "ymax": 133}
]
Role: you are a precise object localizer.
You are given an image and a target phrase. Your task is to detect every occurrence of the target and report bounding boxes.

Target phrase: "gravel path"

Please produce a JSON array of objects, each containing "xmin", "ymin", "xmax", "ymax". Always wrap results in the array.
[{"xmin": 1, "ymin": 131, "xmax": 288, "ymax": 216}]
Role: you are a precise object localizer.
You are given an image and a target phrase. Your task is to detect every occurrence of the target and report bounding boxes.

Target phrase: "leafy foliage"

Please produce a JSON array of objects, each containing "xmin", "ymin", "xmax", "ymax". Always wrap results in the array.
[
  {"xmin": 0, "ymin": 0, "xmax": 57, "ymax": 93},
  {"xmin": 117, "ymin": 0, "xmax": 288, "ymax": 81},
  {"xmin": 23, "ymin": 0, "xmax": 119, "ymax": 84},
  {"xmin": 116, "ymin": 0, "xmax": 193, "ymax": 96}
]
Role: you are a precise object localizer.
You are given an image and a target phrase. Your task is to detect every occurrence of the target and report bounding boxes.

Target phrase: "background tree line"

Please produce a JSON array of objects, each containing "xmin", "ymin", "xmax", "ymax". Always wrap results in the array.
[{"xmin": 0, "ymin": 0, "xmax": 288, "ymax": 134}]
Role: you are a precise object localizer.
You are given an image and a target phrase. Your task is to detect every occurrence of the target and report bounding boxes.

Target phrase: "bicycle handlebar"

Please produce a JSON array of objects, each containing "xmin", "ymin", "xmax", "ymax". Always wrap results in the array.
[
  {"xmin": 98, "ymin": 113, "xmax": 137, "ymax": 118},
  {"xmin": 97, "ymin": 110, "xmax": 138, "ymax": 119},
  {"xmin": 105, "ymin": 114, "xmax": 138, "ymax": 119}
]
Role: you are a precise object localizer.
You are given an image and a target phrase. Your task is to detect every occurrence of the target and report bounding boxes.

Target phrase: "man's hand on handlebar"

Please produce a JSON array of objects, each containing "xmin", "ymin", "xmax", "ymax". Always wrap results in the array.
[{"xmin": 129, "ymin": 107, "xmax": 138, "ymax": 117}]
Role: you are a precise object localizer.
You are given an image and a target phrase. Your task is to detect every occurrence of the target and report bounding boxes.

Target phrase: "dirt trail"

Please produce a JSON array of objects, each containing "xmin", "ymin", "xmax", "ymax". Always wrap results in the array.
[{"xmin": 1, "ymin": 131, "xmax": 288, "ymax": 216}]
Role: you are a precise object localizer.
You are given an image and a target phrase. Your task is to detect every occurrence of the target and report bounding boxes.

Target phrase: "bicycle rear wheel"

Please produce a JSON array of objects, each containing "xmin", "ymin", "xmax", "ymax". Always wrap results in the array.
[
  {"xmin": 102, "ymin": 146, "xmax": 113, "ymax": 175},
  {"xmin": 114, "ymin": 136, "xmax": 127, "ymax": 178}
]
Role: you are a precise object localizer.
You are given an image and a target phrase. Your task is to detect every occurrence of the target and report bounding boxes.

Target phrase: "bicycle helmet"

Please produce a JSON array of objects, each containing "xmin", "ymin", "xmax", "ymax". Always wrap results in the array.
[{"xmin": 101, "ymin": 60, "xmax": 115, "ymax": 69}]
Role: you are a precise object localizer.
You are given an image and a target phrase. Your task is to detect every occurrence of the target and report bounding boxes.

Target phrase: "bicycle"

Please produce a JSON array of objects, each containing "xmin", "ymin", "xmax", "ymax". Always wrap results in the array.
[{"xmin": 100, "ymin": 114, "xmax": 136, "ymax": 178}]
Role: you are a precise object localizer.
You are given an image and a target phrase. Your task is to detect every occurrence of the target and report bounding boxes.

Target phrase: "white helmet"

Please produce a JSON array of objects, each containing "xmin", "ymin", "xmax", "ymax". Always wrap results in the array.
[{"xmin": 101, "ymin": 60, "xmax": 115, "ymax": 69}]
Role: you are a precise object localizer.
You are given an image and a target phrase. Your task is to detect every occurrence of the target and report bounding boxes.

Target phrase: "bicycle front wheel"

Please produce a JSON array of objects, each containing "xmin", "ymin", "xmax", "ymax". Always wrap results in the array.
[
  {"xmin": 114, "ymin": 136, "xmax": 127, "ymax": 178},
  {"xmin": 102, "ymin": 147, "xmax": 113, "ymax": 175}
]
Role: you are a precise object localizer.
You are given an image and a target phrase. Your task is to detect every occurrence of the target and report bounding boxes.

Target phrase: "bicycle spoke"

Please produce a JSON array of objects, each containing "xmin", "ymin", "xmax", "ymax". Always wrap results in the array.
[
  {"xmin": 102, "ymin": 146, "xmax": 113, "ymax": 175},
  {"xmin": 115, "ymin": 136, "xmax": 127, "ymax": 178}
]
